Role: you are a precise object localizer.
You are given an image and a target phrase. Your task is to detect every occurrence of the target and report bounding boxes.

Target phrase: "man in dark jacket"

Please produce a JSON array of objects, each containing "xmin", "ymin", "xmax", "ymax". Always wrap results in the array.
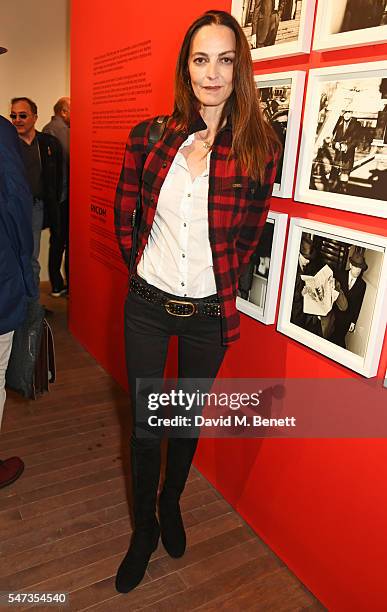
[
  {"xmin": 43, "ymin": 97, "xmax": 70, "ymax": 296},
  {"xmin": 331, "ymin": 109, "xmax": 362, "ymax": 193},
  {"xmin": 251, "ymin": 0, "xmax": 282, "ymax": 48},
  {"xmin": 10, "ymin": 97, "xmax": 62, "ymax": 295},
  {"xmin": 0, "ymin": 108, "xmax": 37, "ymax": 487},
  {"xmin": 331, "ymin": 252, "xmax": 368, "ymax": 349}
]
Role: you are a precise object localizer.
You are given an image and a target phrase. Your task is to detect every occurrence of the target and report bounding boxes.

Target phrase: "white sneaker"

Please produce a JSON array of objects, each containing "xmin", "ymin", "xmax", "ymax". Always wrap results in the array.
[{"xmin": 50, "ymin": 288, "xmax": 67, "ymax": 298}]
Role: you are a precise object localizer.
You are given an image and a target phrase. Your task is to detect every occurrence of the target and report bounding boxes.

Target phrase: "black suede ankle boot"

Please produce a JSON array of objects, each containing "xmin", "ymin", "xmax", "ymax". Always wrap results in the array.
[
  {"xmin": 115, "ymin": 439, "xmax": 161, "ymax": 593},
  {"xmin": 158, "ymin": 438, "xmax": 199, "ymax": 558},
  {"xmin": 115, "ymin": 519, "xmax": 160, "ymax": 593}
]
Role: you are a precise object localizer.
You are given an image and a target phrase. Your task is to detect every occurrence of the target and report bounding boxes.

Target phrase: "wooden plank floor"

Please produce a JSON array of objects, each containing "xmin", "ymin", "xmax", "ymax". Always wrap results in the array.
[{"xmin": 0, "ymin": 284, "xmax": 324, "ymax": 611}]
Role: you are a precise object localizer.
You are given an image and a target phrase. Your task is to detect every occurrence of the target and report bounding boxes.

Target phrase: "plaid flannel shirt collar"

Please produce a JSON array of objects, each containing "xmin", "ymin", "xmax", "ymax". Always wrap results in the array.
[{"xmin": 185, "ymin": 110, "xmax": 232, "ymax": 137}]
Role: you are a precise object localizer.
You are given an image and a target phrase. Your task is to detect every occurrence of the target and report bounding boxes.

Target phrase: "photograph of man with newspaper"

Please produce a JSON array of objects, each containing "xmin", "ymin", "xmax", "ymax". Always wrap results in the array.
[{"xmin": 290, "ymin": 231, "xmax": 383, "ymax": 357}]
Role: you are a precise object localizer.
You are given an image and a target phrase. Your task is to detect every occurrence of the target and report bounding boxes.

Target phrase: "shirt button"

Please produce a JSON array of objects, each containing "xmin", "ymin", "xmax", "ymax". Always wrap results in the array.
[
  {"xmin": 182, "ymin": 253, "xmax": 185, "ymax": 258},
  {"xmin": 184, "ymin": 294, "xmax": 187, "ymax": 297},
  {"xmin": 183, "ymin": 223, "xmax": 187, "ymax": 227},
  {"xmin": 187, "ymin": 193, "xmax": 191, "ymax": 197},
  {"xmin": 162, "ymin": 161, "xmax": 167, "ymax": 168},
  {"xmin": 181, "ymin": 282, "xmax": 185, "ymax": 286}
]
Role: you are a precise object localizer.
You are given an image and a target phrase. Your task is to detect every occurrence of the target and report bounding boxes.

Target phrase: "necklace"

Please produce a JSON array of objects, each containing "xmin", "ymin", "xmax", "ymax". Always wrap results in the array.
[{"xmin": 196, "ymin": 130, "xmax": 212, "ymax": 150}]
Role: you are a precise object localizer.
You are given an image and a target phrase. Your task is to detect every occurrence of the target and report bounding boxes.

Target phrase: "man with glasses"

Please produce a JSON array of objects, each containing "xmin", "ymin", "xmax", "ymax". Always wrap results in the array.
[
  {"xmin": 43, "ymin": 97, "xmax": 70, "ymax": 297},
  {"xmin": 10, "ymin": 97, "xmax": 62, "ymax": 296}
]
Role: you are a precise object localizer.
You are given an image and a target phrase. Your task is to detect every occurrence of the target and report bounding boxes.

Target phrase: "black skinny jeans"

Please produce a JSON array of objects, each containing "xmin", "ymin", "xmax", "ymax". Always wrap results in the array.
[
  {"xmin": 124, "ymin": 284, "xmax": 227, "ymax": 445},
  {"xmin": 123, "ymin": 281, "xmax": 227, "ymax": 531}
]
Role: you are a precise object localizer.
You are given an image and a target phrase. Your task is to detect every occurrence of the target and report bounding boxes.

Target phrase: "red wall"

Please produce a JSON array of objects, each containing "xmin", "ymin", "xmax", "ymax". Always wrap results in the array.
[{"xmin": 71, "ymin": 1, "xmax": 387, "ymax": 609}]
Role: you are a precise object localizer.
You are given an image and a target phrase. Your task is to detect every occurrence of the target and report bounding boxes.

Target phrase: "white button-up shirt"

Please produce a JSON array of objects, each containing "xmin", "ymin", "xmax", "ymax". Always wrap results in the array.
[
  {"xmin": 348, "ymin": 270, "xmax": 357, "ymax": 291},
  {"xmin": 137, "ymin": 133, "xmax": 217, "ymax": 298}
]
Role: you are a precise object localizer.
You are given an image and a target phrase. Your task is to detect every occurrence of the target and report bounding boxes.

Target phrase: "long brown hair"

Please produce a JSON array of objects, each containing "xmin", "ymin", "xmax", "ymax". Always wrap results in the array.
[{"xmin": 173, "ymin": 10, "xmax": 281, "ymax": 183}]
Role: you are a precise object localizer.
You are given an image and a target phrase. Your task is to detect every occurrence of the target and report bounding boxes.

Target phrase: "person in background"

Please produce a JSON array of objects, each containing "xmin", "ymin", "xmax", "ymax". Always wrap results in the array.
[
  {"xmin": 340, "ymin": 0, "xmax": 386, "ymax": 32},
  {"xmin": 251, "ymin": 0, "xmax": 282, "ymax": 49},
  {"xmin": 43, "ymin": 97, "xmax": 70, "ymax": 297},
  {"xmin": 10, "ymin": 97, "xmax": 62, "ymax": 297},
  {"xmin": 0, "ymin": 48, "xmax": 38, "ymax": 488},
  {"xmin": 114, "ymin": 9, "xmax": 280, "ymax": 593},
  {"xmin": 291, "ymin": 235, "xmax": 348, "ymax": 340},
  {"xmin": 311, "ymin": 136, "xmax": 334, "ymax": 191},
  {"xmin": 331, "ymin": 107, "xmax": 362, "ymax": 194},
  {"xmin": 331, "ymin": 252, "xmax": 367, "ymax": 349},
  {"xmin": 291, "ymin": 236, "xmax": 324, "ymax": 335}
]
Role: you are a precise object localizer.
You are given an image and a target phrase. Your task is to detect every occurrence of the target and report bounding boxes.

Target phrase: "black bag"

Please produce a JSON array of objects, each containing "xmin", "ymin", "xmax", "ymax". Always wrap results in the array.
[
  {"xmin": 5, "ymin": 301, "xmax": 56, "ymax": 400},
  {"xmin": 34, "ymin": 318, "xmax": 56, "ymax": 396},
  {"xmin": 129, "ymin": 115, "xmax": 169, "ymax": 272}
]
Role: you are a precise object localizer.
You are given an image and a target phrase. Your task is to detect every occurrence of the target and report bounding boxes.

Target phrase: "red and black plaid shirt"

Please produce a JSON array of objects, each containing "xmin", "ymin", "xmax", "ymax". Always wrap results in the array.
[{"xmin": 114, "ymin": 113, "xmax": 278, "ymax": 345}]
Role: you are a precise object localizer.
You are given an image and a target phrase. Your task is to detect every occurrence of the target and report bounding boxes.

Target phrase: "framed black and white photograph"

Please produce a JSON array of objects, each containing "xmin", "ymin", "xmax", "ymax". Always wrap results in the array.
[
  {"xmin": 313, "ymin": 1, "xmax": 387, "ymax": 52},
  {"xmin": 295, "ymin": 62, "xmax": 387, "ymax": 218},
  {"xmin": 277, "ymin": 218, "xmax": 387, "ymax": 377},
  {"xmin": 255, "ymin": 70, "xmax": 305, "ymax": 197},
  {"xmin": 237, "ymin": 211, "xmax": 288, "ymax": 324},
  {"xmin": 231, "ymin": 0, "xmax": 316, "ymax": 61}
]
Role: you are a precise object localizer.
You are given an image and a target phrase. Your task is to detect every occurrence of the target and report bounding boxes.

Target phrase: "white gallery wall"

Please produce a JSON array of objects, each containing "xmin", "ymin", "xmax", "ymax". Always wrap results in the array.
[{"xmin": 0, "ymin": 0, "xmax": 70, "ymax": 281}]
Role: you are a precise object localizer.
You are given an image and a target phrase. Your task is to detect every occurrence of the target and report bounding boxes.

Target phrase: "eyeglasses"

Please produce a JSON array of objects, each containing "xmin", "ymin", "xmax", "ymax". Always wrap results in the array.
[{"xmin": 10, "ymin": 112, "xmax": 30, "ymax": 120}]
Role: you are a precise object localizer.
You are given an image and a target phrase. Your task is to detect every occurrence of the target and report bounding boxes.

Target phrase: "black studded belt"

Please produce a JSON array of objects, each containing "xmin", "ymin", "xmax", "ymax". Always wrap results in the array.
[{"xmin": 129, "ymin": 276, "xmax": 221, "ymax": 318}]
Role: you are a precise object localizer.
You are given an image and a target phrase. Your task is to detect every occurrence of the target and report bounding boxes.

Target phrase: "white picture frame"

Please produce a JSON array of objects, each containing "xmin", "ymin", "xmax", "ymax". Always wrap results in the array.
[
  {"xmin": 231, "ymin": 0, "xmax": 316, "ymax": 61},
  {"xmin": 277, "ymin": 218, "xmax": 387, "ymax": 378},
  {"xmin": 254, "ymin": 70, "xmax": 305, "ymax": 198},
  {"xmin": 313, "ymin": 1, "xmax": 387, "ymax": 52},
  {"xmin": 294, "ymin": 61, "xmax": 387, "ymax": 218},
  {"xmin": 237, "ymin": 211, "xmax": 288, "ymax": 324}
]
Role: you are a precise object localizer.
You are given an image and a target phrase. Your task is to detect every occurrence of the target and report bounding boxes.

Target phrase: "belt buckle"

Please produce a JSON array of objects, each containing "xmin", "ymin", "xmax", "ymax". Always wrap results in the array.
[{"xmin": 165, "ymin": 299, "xmax": 196, "ymax": 317}]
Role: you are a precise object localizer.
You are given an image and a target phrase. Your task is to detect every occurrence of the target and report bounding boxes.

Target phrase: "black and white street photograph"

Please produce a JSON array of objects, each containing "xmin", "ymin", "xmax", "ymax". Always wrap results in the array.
[
  {"xmin": 259, "ymin": 85, "xmax": 289, "ymax": 186},
  {"xmin": 338, "ymin": 0, "xmax": 387, "ymax": 33},
  {"xmin": 231, "ymin": 0, "xmax": 315, "ymax": 60},
  {"xmin": 237, "ymin": 212, "xmax": 287, "ymax": 324},
  {"xmin": 254, "ymin": 71, "xmax": 305, "ymax": 197},
  {"xmin": 295, "ymin": 62, "xmax": 387, "ymax": 218},
  {"xmin": 278, "ymin": 219, "xmax": 387, "ymax": 377},
  {"xmin": 309, "ymin": 78, "xmax": 387, "ymax": 200},
  {"xmin": 313, "ymin": 0, "xmax": 387, "ymax": 51}
]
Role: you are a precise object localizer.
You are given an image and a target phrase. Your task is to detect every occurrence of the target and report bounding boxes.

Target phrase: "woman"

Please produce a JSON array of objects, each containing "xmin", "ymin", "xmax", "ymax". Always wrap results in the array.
[{"xmin": 114, "ymin": 9, "xmax": 280, "ymax": 593}]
